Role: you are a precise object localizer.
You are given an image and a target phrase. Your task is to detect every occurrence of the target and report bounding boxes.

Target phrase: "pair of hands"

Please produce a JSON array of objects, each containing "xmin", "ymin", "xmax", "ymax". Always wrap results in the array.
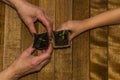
[
  {"xmin": 0, "ymin": 0, "xmax": 54, "ymax": 79},
  {"xmin": 0, "ymin": 44, "xmax": 52, "ymax": 80},
  {"xmin": 10, "ymin": 0, "xmax": 84, "ymax": 40},
  {"xmin": 15, "ymin": 0, "xmax": 83, "ymax": 40},
  {"xmin": 0, "ymin": 0, "xmax": 86, "ymax": 80},
  {"xmin": 1, "ymin": 0, "xmax": 120, "ymax": 79}
]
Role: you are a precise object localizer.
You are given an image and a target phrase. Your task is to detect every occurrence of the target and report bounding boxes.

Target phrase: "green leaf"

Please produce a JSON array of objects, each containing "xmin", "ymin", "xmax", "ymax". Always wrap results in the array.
[
  {"xmin": 39, "ymin": 38, "xmax": 46, "ymax": 41},
  {"xmin": 59, "ymin": 30, "xmax": 65, "ymax": 40}
]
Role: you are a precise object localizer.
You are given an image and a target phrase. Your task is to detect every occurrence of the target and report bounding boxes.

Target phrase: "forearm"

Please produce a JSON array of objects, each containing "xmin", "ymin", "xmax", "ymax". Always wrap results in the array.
[
  {"xmin": 85, "ymin": 8, "xmax": 120, "ymax": 30},
  {"xmin": 0, "ymin": 67, "xmax": 19, "ymax": 80},
  {"xmin": 2, "ymin": 0, "xmax": 26, "ymax": 9},
  {"xmin": 1, "ymin": 0, "xmax": 11, "ymax": 6}
]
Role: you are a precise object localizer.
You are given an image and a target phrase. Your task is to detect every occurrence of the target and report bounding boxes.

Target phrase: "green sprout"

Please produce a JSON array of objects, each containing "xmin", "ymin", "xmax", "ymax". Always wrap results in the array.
[
  {"xmin": 59, "ymin": 30, "xmax": 65, "ymax": 40},
  {"xmin": 39, "ymin": 38, "xmax": 46, "ymax": 42}
]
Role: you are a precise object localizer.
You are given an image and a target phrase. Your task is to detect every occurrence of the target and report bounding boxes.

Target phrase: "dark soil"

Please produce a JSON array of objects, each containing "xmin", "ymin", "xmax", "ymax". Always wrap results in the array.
[
  {"xmin": 53, "ymin": 30, "xmax": 69, "ymax": 47},
  {"xmin": 33, "ymin": 33, "xmax": 49, "ymax": 50}
]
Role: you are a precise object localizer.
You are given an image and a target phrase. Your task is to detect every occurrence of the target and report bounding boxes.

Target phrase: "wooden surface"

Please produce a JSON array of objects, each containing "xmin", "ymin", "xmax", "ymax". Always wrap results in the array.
[
  {"xmin": 0, "ymin": 0, "xmax": 120, "ymax": 80},
  {"xmin": 90, "ymin": 0, "xmax": 108, "ymax": 80},
  {"xmin": 38, "ymin": 0, "xmax": 55, "ymax": 80},
  {"xmin": 0, "ymin": 2, "xmax": 5, "ymax": 72},
  {"xmin": 72, "ymin": 0, "xmax": 90, "ymax": 80},
  {"xmin": 21, "ymin": 0, "xmax": 39, "ymax": 80},
  {"xmin": 54, "ymin": 0, "xmax": 72, "ymax": 80},
  {"xmin": 108, "ymin": 0, "xmax": 120, "ymax": 80},
  {"xmin": 3, "ymin": 5, "xmax": 21, "ymax": 69}
]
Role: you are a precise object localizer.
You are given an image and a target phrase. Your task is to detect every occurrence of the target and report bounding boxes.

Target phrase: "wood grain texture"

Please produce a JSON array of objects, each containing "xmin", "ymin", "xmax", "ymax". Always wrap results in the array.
[
  {"xmin": 20, "ymin": 0, "xmax": 38, "ymax": 80},
  {"xmin": 72, "ymin": 0, "xmax": 90, "ymax": 80},
  {"xmin": 1, "ymin": 1, "xmax": 120, "ymax": 80},
  {"xmin": 38, "ymin": 0, "xmax": 55, "ymax": 80},
  {"xmin": 54, "ymin": 0, "xmax": 73, "ymax": 80},
  {"xmin": 20, "ymin": 24, "xmax": 38, "ymax": 80},
  {"xmin": 108, "ymin": 0, "xmax": 120, "ymax": 79},
  {"xmin": 3, "ymin": 5, "xmax": 21, "ymax": 69},
  {"xmin": 90, "ymin": 0, "xmax": 108, "ymax": 80},
  {"xmin": 0, "ymin": 2, "xmax": 5, "ymax": 71}
]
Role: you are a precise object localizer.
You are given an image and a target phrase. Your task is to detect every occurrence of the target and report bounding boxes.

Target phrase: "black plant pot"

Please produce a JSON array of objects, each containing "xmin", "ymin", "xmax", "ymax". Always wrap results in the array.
[
  {"xmin": 53, "ymin": 30, "xmax": 70, "ymax": 48},
  {"xmin": 33, "ymin": 33, "xmax": 49, "ymax": 50}
]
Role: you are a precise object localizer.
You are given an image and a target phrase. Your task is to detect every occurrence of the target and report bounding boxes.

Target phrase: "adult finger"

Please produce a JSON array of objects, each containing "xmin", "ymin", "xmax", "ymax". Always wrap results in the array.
[
  {"xmin": 27, "ymin": 22, "xmax": 37, "ymax": 34},
  {"xmin": 37, "ymin": 13, "xmax": 52, "ymax": 38},
  {"xmin": 56, "ymin": 25, "xmax": 70, "ymax": 31},
  {"xmin": 34, "ymin": 43, "xmax": 53, "ymax": 63},
  {"xmin": 45, "ymin": 43, "xmax": 53, "ymax": 54},
  {"xmin": 24, "ymin": 43, "xmax": 35, "ymax": 55}
]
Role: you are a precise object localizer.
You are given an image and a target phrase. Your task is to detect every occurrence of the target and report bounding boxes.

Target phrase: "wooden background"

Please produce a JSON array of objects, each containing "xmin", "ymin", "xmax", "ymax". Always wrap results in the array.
[{"xmin": 0, "ymin": 0, "xmax": 120, "ymax": 80}]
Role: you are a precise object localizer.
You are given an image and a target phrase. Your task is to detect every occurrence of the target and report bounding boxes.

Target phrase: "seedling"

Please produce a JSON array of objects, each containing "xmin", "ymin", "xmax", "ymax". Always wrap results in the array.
[
  {"xmin": 33, "ymin": 33, "xmax": 49, "ymax": 50},
  {"xmin": 53, "ymin": 30, "xmax": 70, "ymax": 48},
  {"xmin": 33, "ymin": 30, "xmax": 70, "ymax": 50},
  {"xmin": 59, "ymin": 30, "xmax": 65, "ymax": 40},
  {"xmin": 39, "ymin": 38, "xmax": 46, "ymax": 42}
]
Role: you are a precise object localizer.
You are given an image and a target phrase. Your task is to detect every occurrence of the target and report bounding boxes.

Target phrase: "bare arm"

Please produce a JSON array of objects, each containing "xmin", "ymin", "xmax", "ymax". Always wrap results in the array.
[
  {"xmin": 0, "ymin": 44, "xmax": 53, "ymax": 80},
  {"xmin": 57, "ymin": 8, "xmax": 120, "ymax": 40},
  {"xmin": 2, "ymin": 0, "xmax": 25, "ymax": 9},
  {"xmin": 1, "ymin": 0, "xmax": 53, "ymax": 38},
  {"xmin": 86, "ymin": 8, "xmax": 120, "ymax": 29}
]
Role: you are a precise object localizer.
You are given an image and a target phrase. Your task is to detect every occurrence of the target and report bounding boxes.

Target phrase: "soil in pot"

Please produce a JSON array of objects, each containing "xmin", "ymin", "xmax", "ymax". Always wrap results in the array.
[
  {"xmin": 53, "ymin": 30, "xmax": 70, "ymax": 48},
  {"xmin": 33, "ymin": 33, "xmax": 49, "ymax": 50}
]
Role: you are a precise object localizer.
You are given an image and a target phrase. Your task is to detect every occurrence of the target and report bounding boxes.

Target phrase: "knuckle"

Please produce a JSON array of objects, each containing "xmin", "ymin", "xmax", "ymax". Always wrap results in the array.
[
  {"xmin": 30, "ymin": 60, "xmax": 39, "ymax": 67},
  {"xmin": 45, "ymin": 54, "xmax": 51, "ymax": 59},
  {"xmin": 67, "ymin": 20, "xmax": 72, "ymax": 24},
  {"xmin": 36, "ymin": 9, "xmax": 45, "ymax": 15},
  {"xmin": 40, "ymin": 8, "xmax": 45, "ymax": 13},
  {"xmin": 46, "ymin": 22, "xmax": 52, "ymax": 27}
]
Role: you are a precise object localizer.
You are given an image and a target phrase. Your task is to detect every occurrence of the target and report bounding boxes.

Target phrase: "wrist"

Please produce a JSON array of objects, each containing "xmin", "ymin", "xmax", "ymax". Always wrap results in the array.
[
  {"xmin": 83, "ymin": 18, "xmax": 98, "ymax": 30},
  {"xmin": 3, "ymin": 0, "xmax": 26, "ymax": 9},
  {"xmin": 85, "ymin": 16, "xmax": 106, "ymax": 30},
  {"xmin": 0, "ymin": 67, "xmax": 19, "ymax": 80},
  {"xmin": 76, "ymin": 19, "xmax": 94, "ymax": 33}
]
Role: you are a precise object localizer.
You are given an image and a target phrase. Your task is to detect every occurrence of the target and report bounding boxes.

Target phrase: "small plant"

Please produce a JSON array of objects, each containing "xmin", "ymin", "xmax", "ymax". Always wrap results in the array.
[
  {"xmin": 39, "ymin": 38, "xmax": 46, "ymax": 42},
  {"xmin": 33, "ymin": 33, "xmax": 49, "ymax": 50},
  {"xmin": 59, "ymin": 30, "xmax": 65, "ymax": 40},
  {"xmin": 53, "ymin": 30, "xmax": 70, "ymax": 48},
  {"xmin": 33, "ymin": 30, "xmax": 70, "ymax": 50}
]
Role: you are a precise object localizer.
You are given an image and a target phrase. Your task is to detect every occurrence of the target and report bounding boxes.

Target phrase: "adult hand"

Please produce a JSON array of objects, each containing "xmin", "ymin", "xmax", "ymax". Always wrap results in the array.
[
  {"xmin": 17, "ymin": 1, "xmax": 53, "ymax": 37},
  {"xmin": 57, "ymin": 9, "xmax": 120, "ymax": 40},
  {"xmin": 0, "ymin": 44, "xmax": 53, "ymax": 80},
  {"xmin": 2, "ymin": 0, "xmax": 53, "ymax": 38},
  {"xmin": 57, "ymin": 20, "xmax": 90, "ymax": 40}
]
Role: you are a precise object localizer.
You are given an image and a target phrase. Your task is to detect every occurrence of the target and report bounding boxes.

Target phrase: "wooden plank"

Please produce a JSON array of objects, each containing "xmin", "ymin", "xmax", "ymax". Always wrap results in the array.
[
  {"xmin": 90, "ymin": 0, "xmax": 108, "ymax": 80},
  {"xmin": 54, "ymin": 0, "xmax": 72, "ymax": 80},
  {"xmin": 20, "ymin": 19, "xmax": 38, "ymax": 80},
  {"xmin": 3, "ymin": 5, "xmax": 21, "ymax": 70},
  {"xmin": 72, "ymin": 0, "xmax": 90, "ymax": 80},
  {"xmin": 108, "ymin": 0, "xmax": 120, "ymax": 79},
  {"xmin": 0, "ymin": 2, "xmax": 5, "ymax": 71},
  {"xmin": 38, "ymin": 0, "xmax": 55, "ymax": 80},
  {"xmin": 20, "ymin": 0, "xmax": 38, "ymax": 80}
]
